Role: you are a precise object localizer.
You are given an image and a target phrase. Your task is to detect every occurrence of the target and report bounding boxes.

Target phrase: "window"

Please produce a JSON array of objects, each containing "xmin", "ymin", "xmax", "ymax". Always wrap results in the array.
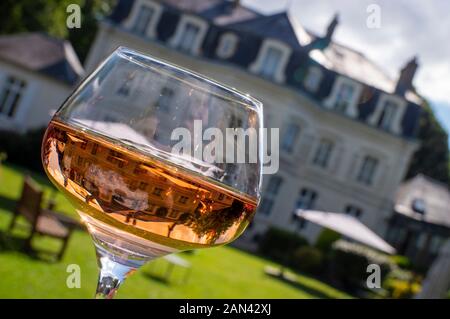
[
  {"xmin": 131, "ymin": 5, "xmax": 154, "ymax": 35},
  {"xmin": 259, "ymin": 176, "xmax": 283, "ymax": 216},
  {"xmin": 377, "ymin": 99, "xmax": 398, "ymax": 130},
  {"xmin": 0, "ymin": 76, "xmax": 27, "ymax": 118},
  {"xmin": 250, "ymin": 40, "xmax": 291, "ymax": 83},
  {"xmin": 304, "ymin": 67, "xmax": 323, "ymax": 92},
  {"xmin": 124, "ymin": 0, "xmax": 162, "ymax": 38},
  {"xmin": 344, "ymin": 205, "xmax": 363, "ymax": 218},
  {"xmin": 178, "ymin": 195, "xmax": 189, "ymax": 204},
  {"xmin": 139, "ymin": 182, "xmax": 148, "ymax": 191},
  {"xmin": 430, "ymin": 236, "xmax": 443, "ymax": 254},
  {"xmin": 334, "ymin": 82, "xmax": 354, "ymax": 113},
  {"xmin": 296, "ymin": 188, "xmax": 317, "ymax": 210},
  {"xmin": 259, "ymin": 47, "xmax": 283, "ymax": 79},
  {"xmin": 294, "ymin": 188, "xmax": 317, "ymax": 229},
  {"xmin": 412, "ymin": 198, "xmax": 426, "ymax": 215},
  {"xmin": 216, "ymin": 33, "xmax": 238, "ymax": 59},
  {"xmin": 177, "ymin": 22, "xmax": 200, "ymax": 53},
  {"xmin": 91, "ymin": 143, "xmax": 98, "ymax": 155},
  {"xmin": 281, "ymin": 123, "xmax": 300, "ymax": 153},
  {"xmin": 368, "ymin": 94, "xmax": 406, "ymax": 134},
  {"xmin": 313, "ymin": 139, "xmax": 334, "ymax": 168},
  {"xmin": 357, "ymin": 155, "xmax": 378, "ymax": 185},
  {"xmin": 156, "ymin": 87, "xmax": 174, "ymax": 113},
  {"xmin": 152, "ymin": 187, "xmax": 163, "ymax": 196}
]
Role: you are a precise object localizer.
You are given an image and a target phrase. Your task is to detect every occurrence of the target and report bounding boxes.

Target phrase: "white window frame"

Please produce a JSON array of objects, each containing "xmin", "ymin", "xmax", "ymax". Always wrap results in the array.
[
  {"xmin": 296, "ymin": 188, "xmax": 317, "ymax": 210},
  {"xmin": 304, "ymin": 66, "xmax": 323, "ymax": 92},
  {"xmin": 259, "ymin": 175, "xmax": 283, "ymax": 216},
  {"xmin": 324, "ymin": 76, "xmax": 363, "ymax": 118},
  {"xmin": 312, "ymin": 138, "xmax": 334, "ymax": 168},
  {"xmin": 368, "ymin": 93, "xmax": 407, "ymax": 134},
  {"xmin": 344, "ymin": 205, "xmax": 363, "ymax": 218},
  {"xmin": 281, "ymin": 122, "xmax": 301, "ymax": 153},
  {"xmin": 216, "ymin": 32, "xmax": 238, "ymax": 59},
  {"xmin": 169, "ymin": 15, "xmax": 209, "ymax": 55},
  {"xmin": 123, "ymin": 0, "xmax": 163, "ymax": 39},
  {"xmin": 357, "ymin": 155, "xmax": 379, "ymax": 186},
  {"xmin": 249, "ymin": 39, "xmax": 292, "ymax": 83}
]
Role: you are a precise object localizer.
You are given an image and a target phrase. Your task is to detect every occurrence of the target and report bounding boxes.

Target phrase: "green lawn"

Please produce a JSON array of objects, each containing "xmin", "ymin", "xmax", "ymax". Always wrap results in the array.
[{"xmin": 0, "ymin": 163, "xmax": 351, "ymax": 299}]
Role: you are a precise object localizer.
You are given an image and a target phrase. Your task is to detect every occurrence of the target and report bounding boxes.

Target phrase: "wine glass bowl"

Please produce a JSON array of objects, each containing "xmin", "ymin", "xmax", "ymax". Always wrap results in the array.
[{"xmin": 41, "ymin": 47, "xmax": 263, "ymax": 298}]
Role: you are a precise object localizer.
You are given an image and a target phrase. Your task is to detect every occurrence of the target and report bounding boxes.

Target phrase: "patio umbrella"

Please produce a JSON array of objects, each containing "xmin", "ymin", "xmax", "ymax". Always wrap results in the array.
[
  {"xmin": 296, "ymin": 210, "xmax": 396, "ymax": 254},
  {"xmin": 415, "ymin": 239, "xmax": 450, "ymax": 299}
]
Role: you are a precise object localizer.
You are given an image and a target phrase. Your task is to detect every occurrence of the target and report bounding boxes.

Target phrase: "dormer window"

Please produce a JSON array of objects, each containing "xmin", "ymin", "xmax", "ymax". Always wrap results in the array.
[
  {"xmin": 324, "ymin": 76, "xmax": 363, "ymax": 118},
  {"xmin": 178, "ymin": 23, "xmax": 200, "ymax": 53},
  {"xmin": 368, "ymin": 94, "xmax": 406, "ymax": 134},
  {"xmin": 260, "ymin": 47, "xmax": 283, "ymax": 79},
  {"xmin": 304, "ymin": 66, "xmax": 323, "ymax": 92},
  {"xmin": 377, "ymin": 100, "xmax": 398, "ymax": 130},
  {"xmin": 169, "ymin": 15, "xmax": 209, "ymax": 55},
  {"xmin": 249, "ymin": 39, "xmax": 291, "ymax": 83},
  {"xmin": 334, "ymin": 83, "xmax": 354, "ymax": 113},
  {"xmin": 132, "ymin": 5, "xmax": 154, "ymax": 35},
  {"xmin": 123, "ymin": 0, "xmax": 162, "ymax": 38},
  {"xmin": 216, "ymin": 33, "xmax": 238, "ymax": 59}
]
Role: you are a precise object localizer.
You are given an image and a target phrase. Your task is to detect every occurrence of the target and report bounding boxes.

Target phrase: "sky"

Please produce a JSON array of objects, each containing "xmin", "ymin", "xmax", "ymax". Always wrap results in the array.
[{"xmin": 242, "ymin": 0, "xmax": 450, "ymax": 144}]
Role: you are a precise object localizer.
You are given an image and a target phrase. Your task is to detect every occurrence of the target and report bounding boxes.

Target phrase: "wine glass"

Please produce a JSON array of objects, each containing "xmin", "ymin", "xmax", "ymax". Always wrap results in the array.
[{"xmin": 41, "ymin": 47, "xmax": 263, "ymax": 299}]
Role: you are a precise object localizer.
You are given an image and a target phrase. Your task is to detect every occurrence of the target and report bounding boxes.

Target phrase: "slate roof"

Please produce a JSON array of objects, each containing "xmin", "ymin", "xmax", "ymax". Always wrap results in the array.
[
  {"xmin": 0, "ymin": 33, "xmax": 83, "ymax": 85},
  {"xmin": 395, "ymin": 174, "xmax": 450, "ymax": 228},
  {"xmin": 161, "ymin": 0, "xmax": 261, "ymax": 25},
  {"xmin": 227, "ymin": 11, "xmax": 312, "ymax": 49}
]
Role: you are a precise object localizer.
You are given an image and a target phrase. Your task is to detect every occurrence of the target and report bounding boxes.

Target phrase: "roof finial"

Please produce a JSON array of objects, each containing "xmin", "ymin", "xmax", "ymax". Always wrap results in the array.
[{"xmin": 325, "ymin": 13, "xmax": 339, "ymax": 40}]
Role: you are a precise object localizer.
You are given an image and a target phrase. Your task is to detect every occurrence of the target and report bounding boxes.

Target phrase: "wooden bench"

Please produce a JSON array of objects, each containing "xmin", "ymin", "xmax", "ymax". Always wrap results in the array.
[{"xmin": 8, "ymin": 176, "xmax": 77, "ymax": 261}]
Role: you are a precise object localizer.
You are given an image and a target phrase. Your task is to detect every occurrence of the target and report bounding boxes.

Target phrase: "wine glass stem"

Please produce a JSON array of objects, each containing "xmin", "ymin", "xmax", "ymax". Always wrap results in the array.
[
  {"xmin": 95, "ymin": 256, "xmax": 136, "ymax": 299},
  {"xmin": 95, "ymin": 258, "xmax": 136, "ymax": 299},
  {"xmin": 94, "ymin": 242, "xmax": 140, "ymax": 299}
]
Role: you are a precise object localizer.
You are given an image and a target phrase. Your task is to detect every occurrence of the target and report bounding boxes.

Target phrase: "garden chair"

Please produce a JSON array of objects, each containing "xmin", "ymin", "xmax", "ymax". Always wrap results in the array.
[{"xmin": 8, "ymin": 175, "xmax": 76, "ymax": 261}]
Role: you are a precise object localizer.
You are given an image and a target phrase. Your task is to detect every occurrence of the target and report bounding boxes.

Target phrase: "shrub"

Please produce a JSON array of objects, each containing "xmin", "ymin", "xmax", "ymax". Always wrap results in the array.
[
  {"xmin": 383, "ymin": 268, "xmax": 422, "ymax": 299},
  {"xmin": 384, "ymin": 278, "xmax": 421, "ymax": 299},
  {"xmin": 0, "ymin": 128, "xmax": 46, "ymax": 173},
  {"xmin": 258, "ymin": 227, "xmax": 309, "ymax": 262},
  {"xmin": 389, "ymin": 255, "xmax": 411, "ymax": 270},
  {"xmin": 329, "ymin": 240, "xmax": 394, "ymax": 290},
  {"xmin": 291, "ymin": 246, "xmax": 324, "ymax": 275},
  {"xmin": 315, "ymin": 228, "xmax": 341, "ymax": 252}
]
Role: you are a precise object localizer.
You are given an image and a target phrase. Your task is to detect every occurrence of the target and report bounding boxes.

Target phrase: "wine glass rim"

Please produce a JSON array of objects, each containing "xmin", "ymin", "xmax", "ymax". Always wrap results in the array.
[{"xmin": 115, "ymin": 46, "xmax": 263, "ymax": 112}]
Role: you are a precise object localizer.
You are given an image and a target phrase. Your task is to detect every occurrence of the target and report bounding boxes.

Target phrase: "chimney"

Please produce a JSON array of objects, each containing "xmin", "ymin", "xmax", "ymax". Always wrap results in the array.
[
  {"xmin": 325, "ymin": 13, "xmax": 339, "ymax": 40},
  {"xmin": 226, "ymin": 0, "xmax": 240, "ymax": 13},
  {"xmin": 395, "ymin": 56, "xmax": 419, "ymax": 95}
]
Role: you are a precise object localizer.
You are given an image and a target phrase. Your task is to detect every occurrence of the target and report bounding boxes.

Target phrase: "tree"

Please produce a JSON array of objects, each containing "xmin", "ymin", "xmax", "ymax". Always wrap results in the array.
[
  {"xmin": 406, "ymin": 100, "xmax": 450, "ymax": 185},
  {"xmin": 0, "ymin": 0, "xmax": 115, "ymax": 62}
]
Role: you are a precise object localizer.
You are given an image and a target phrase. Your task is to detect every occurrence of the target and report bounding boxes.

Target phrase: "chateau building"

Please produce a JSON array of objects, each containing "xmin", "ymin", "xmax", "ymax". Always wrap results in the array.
[{"xmin": 84, "ymin": 0, "xmax": 423, "ymax": 248}]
